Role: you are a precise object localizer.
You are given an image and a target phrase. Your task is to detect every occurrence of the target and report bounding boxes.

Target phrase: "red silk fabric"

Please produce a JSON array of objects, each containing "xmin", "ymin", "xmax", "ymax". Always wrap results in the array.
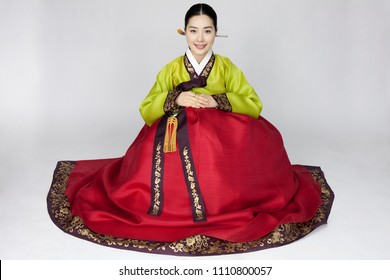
[{"xmin": 66, "ymin": 108, "xmax": 322, "ymax": 242}]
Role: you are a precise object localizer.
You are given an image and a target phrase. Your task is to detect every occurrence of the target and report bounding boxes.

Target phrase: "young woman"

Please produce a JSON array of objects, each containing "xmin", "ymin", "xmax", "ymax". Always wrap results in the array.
[{"xmin": 48, "ymin": 3, "xmax": 334, "ymax": 255}]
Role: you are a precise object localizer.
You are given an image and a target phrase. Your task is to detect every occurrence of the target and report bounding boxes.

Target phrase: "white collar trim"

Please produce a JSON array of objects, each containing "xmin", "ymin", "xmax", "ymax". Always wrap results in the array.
[{"xmin": 186, "ymin": 48, "xmax": 213, "ymax": 76}]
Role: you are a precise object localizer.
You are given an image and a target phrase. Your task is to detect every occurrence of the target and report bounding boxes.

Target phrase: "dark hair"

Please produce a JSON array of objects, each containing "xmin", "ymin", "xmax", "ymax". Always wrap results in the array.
[{"xmin": 185, "ymin": 3, "xmax": 218, "ymax": 30}]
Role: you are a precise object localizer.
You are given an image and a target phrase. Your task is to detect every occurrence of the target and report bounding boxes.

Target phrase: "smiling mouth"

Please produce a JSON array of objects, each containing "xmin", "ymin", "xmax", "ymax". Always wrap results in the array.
[{"xmin": 194, "ymin": 44, "xmax": 207, "ymax": 50}]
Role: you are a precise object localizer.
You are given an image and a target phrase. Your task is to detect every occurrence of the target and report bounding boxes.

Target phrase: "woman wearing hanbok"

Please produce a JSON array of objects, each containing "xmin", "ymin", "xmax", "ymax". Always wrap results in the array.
[{"xmin": 48, "ymin": 3, "xmax": 334, "ymax": 255}]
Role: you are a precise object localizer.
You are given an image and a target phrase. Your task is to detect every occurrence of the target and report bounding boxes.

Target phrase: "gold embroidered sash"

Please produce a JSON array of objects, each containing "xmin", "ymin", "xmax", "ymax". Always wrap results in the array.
[{"xmin": 148, "ymin": 111, "xmax": 207, "ymax": 222}]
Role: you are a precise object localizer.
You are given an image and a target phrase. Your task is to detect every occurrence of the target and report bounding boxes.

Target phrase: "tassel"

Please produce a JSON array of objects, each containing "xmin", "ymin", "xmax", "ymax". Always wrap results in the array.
[{"xmin": 163, "ymin": 116, "xmax": 178, "ymax": 153}]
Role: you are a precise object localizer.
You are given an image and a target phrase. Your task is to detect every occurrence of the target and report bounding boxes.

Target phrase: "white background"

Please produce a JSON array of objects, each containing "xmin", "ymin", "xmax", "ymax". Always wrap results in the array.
[{"xmin": 0, "ymin": 0, "xmax": 389, "ymax": 261}]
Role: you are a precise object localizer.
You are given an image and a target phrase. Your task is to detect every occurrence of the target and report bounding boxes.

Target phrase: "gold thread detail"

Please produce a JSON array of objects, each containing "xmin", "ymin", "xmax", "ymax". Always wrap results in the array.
[
  {"xmin": 48, "ymin": 162, "xmax": 332, "ymax": 255},
  {"xmin": 184, "ymin": 54, "xmax": 215, "ymax": 79},
  {"xmin": 163, "ymin": 117, "xmax": 178, "ymax": 153},
  {"xmin": 150, "ymin": 142, "xmax": 163, "ymax": 215},
  {"xmin": 182, "ymin": 147, "xmax": 204, "ymax": 221}
]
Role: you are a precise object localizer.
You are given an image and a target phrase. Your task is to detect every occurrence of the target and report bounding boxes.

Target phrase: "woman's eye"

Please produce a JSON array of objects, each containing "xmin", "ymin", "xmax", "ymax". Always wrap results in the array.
[
  {"xmin": 190, "ymin": 30, "xmax": 196, "ymax": 33},
  {"xmin": 205, "ymin": 30, "xmax": 211, "ymax": 34}
]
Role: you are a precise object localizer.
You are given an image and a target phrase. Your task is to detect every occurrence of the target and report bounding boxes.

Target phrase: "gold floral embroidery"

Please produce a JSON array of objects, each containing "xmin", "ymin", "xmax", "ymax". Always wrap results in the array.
[
  {"xmin": 182, "ymin": 147, "xmax": 205, "ymax": 221},
  {"xmin": 48, "ymin": 162, "xmax": 333, "ymax": 255},
  {"xmin": 163, "ymin": 89, "xmax": 181, "ymax": 115},
  {"xmin": 149, "ymin": 142, "xmax": 163, "ymax": 215},
  {"xmin": 48, "ymin": 161, "xmax": 74, "ymax": 229},
  {"xmin": 200, "ymin": 56, "xmax": 215, "ymax": 78},
  {"xmin": 184, "ymin": 55, "xmax": 196, "ymax": 77},
  {"xmin": 184, "ymin": 54, "xmax": 215, "ymax": 79},
  {"xmin": 212, "ymin": 93, "xmax": 232, "ymax": 112}
]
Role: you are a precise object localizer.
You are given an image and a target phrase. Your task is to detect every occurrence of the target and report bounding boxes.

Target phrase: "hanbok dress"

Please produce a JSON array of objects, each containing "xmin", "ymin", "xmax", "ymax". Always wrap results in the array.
[{"xmin": 47, "ymin": 49, "xmax": 334, "ymax": 255}]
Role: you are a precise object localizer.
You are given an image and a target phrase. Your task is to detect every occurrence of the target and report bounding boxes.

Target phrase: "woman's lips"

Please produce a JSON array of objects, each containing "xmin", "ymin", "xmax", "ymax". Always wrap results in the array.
[{"xmin": 194, "ymin": 44, "xmax": 207, "ymax": 50}]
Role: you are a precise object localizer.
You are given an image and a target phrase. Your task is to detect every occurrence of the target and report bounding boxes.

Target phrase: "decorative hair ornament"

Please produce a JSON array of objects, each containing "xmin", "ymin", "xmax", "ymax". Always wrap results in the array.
[{"xmin": 177, "ymin": 29, "xmax": 228, "ymax": 38}]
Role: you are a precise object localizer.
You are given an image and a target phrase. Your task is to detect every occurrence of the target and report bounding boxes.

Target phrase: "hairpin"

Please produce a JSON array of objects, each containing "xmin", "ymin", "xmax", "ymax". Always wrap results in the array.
[{"xmin": 177, "ymin": 29, "xmax": 228, "ymax": 38}]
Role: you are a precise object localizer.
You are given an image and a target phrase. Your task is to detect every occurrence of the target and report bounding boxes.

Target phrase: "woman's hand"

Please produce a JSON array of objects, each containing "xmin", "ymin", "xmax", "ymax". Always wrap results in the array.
[{"xmin": 176, "ymin": 91, "xmax": 218, "ymax": 108}]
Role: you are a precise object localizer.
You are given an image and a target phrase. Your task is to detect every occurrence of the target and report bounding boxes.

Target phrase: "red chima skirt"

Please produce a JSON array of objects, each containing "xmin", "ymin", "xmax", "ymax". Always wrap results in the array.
[{"xmin": 48, "ymin": 108, "xmax": 334, "ymax": 255}]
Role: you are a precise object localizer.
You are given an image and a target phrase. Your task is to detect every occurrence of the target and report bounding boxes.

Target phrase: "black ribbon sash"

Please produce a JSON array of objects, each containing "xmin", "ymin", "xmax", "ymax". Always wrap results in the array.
[
  {"xmin": 147, "ymin": 116, "xmax": 167, "ymax": 217},
  {"xmin": 148, "ymin": 110, "xmax": 207, "ymax": 222},
  {"xmin": 147, "ymin": 54, "xmax": 214, "ymax": 222}
]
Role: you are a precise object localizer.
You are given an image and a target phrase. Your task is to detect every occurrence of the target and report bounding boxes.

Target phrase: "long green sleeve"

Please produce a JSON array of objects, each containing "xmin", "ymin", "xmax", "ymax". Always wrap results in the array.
[
  {"xmin": 139, "ymin": 63, "xmax": 175, "ymax": 126},
  {"xmin": 222, "ymin": 58, "xmax": 262, "ymax": 118}
]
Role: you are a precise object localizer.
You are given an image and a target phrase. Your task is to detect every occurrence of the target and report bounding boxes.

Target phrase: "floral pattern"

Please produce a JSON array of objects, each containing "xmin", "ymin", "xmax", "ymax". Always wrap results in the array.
[{"xmin": 47, "ymin": 162, "xmax": 334, "ymax": 256}]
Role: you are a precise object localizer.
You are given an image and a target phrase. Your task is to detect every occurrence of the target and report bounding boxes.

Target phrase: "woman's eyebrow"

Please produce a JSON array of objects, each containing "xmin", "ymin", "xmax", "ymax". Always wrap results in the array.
[{"xmin": 187, "ymin": 26, "xmax": 213, "ymax": 29}]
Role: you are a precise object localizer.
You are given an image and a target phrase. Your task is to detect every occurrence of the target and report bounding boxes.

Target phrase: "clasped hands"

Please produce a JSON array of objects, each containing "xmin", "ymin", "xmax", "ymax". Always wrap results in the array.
[{"xmin": 175, "ymin": 91, "xmax": 218, "ymax": 109}]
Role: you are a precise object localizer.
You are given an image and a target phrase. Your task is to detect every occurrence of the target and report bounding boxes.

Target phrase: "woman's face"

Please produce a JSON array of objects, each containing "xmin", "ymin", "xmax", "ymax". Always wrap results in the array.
[{"xmin": 185, "ymin": 15, "xmax": 216, "ymax": 63}]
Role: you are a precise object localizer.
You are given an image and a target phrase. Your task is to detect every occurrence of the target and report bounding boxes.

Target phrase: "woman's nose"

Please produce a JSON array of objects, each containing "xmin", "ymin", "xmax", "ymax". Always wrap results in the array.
[{"xmin": 197, "ymin": 32, "xmax": 204, "ymax": 42}]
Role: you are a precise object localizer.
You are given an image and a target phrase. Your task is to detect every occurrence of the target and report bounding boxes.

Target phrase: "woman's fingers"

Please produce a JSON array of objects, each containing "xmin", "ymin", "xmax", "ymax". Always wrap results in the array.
[{"xmin": 176, "ymin": 92, "xmax": 216, "ymax": 108}]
